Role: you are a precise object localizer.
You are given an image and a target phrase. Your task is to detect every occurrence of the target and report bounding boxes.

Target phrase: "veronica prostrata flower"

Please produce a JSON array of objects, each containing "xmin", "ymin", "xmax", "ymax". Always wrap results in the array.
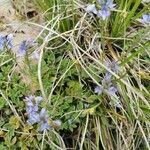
[
  {"xmin": 94, "ymin": 60, "xmax": 119, "ymax": 96},
  {"xmin": 98, "ymin": 0, "xmax": 116, "ymax": 9},
  {"xmin": 0, "ymin": 34, "xmax": 13, "ymax": 50},
  {"xmin": 18, "ymin": 40, "xmax": 37, "ymax": 56},
  {"xmin": 97, "ymin": 5, "xmax": 111, "ymax": 20},
  {"xmin": 97, "ymin": 0, "xmax": 116, "ymax": 20},
  {"xmin": 104, "ymin": 61, "xmax": 120, "ymax": 81},
  {"xmin": 39, "ymin": 122, "xmax": 51, "ymax": 131},
  {"xmin": 0, "ymin": 35, "xmax": 5, "ymax": 51},
  {"xmin": 24, "ymin": 95, "xmax": 61, "ymax": 131},
  {"xmin": 108, "ymin": 85, "xmax": 118, "ymax": 96},
  {"xmin": 27, "ymin": 111, "xmax": 40, "ymax": 125},
  {"xmin": 53, "ymin": 120, "xmax": 62, "ymax": 127},
  {"xmin": 31, "ymin": 51, "xmax": 40, "ymax": 60},
  {"xmin": 38, "ymin": 108, "xmax": 51, "ymax": 131},
  {"xmin": 86, "ymin": 0, "xmax": 116, "ymax": 20},
  {"xmin": 85, "ymin": 4, "xmax": 98, "ymax": 14},
  {"xmin": 94, "ymin": 85, "xmax": 103, "ymax": 95},
  {"xmin": 6, "ymin": 34, "xmax": 13, "ymax": 49},
  {"xmin": 95, "ymin": 82, "xmax": 118, "ymax": 97},
  {"xmin": 139, "ymin": 14, "xmax": 150, "ymax": 26},
  {"xmin": 24, "ymin": 95, "xmax": 43, "ymax": 124}
]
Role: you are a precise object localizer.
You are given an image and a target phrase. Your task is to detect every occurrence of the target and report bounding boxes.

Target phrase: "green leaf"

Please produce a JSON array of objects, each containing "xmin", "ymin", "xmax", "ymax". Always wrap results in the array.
[
  {"xmin": 0, "ymin": 97, "xmax": 6, "ymax": 108},
  {"xmin": 0, "ymin": 145, "xmax": 7, "ymax": 150}
]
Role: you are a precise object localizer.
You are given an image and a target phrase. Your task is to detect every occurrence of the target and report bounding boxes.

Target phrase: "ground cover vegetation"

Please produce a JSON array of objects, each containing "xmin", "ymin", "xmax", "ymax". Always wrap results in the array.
[{"xmin": 0, "ymin": 0, "xmax": 150, "ymax": 149}]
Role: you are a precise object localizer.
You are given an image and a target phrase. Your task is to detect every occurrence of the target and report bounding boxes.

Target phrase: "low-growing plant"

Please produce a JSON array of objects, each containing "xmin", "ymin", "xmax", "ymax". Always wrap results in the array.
[{"xmin": 0, "ymin": 0, "xmax": 150, "ymax": 150}]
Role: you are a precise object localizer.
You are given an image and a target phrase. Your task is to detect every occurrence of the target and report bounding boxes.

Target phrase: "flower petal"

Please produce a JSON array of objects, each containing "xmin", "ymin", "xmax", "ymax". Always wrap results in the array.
[{"xmin": 85, "ymin": 4, "xmax": 98, "ymax": 14}]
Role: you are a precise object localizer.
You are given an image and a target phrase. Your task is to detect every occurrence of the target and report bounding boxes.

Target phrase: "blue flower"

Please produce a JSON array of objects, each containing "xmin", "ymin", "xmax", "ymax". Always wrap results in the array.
[
  {"xmin": 39, "ymin": 122, "xmax": 51, "ymax": 131},
  {"xmin": 86, "ymin": 0, "xmax": 116, "ymax": 20},
  {"xmin": 104, "ymin": 72, "xmax": 112, "ymax": 80},
  {"xmin": 19, "ymin": 40, "xmax": 27, "ymax": 56},
  {"xmin": 98, "ymin": 0, "xmax": 116, "ymax": 9},
  {"xmin": 0, "ymin": 34, "xmax": 14, "ymax": 51},
  {"xmin": 35, "ymin": 96, "xmax": 43, "ymax": 104},
  {"xmin": 25, "ymin": 96, "xmax": 35, "ymax": 108},
  {"xmin": 53, "ymin": 120, "xmax": 62, "ymax": 127},
  {"xmin": 24, "ymin": 95, "xmax": 43, "ymax": 124},
  {"xmin": 139, "ymin": 14, "xmax": 150, "ymax": 26},
  {"xmin": 85, "ymin": 4, "xmax": 98, "ymax": 14},
  {"xmin": 27, "ymin": 112, "xmax": 40, "ymax": 125},
  {"xmin": 94, "ymin": 85, "xmax": 103, "ymax": 95},
  {"xmin": 31, "ymin": 51, "xmax": 40, "ymax": 60},
  {"xmin": 94, "ymin": 61, "xmax": 119, "ymax": 96},
  {"xmin": 97, "ymin": 5, "xmax": 111, "ymax": 20},
  {"xmin": 18, "ymin": 40, "xmax": 37, "ymax": 56},
  {"xmin": 24, "ymin": 95, "xmax": 60, "ymax": 131},
  {"xmin": 0, "ymin": 35, "xmax": 5, "ymax": 51},
  {"xmin": 108, "ymin": 85, "xmax": 118, "ymax": 96},
  {"xmin": 39, "ymin": 108, "xmax": 49, "ymax": 120},
  {"xmin": 104, "ymin": 61, "xmax": 120, "ymax": 79},
  {"xmin": 97, "ymin": 0, "xmax": 116, "ymax": 20},
  {"xmin": 6, "ymin": 34, "xmax": 13, "ymax": 49},
  {"xmin": 25, "ymin": 95, "xmax": 43, "ymax": 113},
  {"xmin": 95, "ymin": 84, "xmax": 118, "ymax": 97},
  {"xmin": 38, "ymin": 108, "xmax": 51, "ymax": 131},
  {"xmin": 26, "ymin": 106, "xmax": 37, "ymax": 113}
]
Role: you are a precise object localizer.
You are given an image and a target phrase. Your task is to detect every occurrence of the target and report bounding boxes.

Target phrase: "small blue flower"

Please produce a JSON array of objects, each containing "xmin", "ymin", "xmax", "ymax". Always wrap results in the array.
[
  {"xmin": 39, "ymin": 108, "xmax": 49, "ymax": 120},
  {"xmin": 95, "ymin": 84, "xmax": 118, "ymax": 97},
  {"xmin": 35, "ymin": 96, "xmax": 43, "ymax": 104},
  {"xmin": 31, "ymin": 51, "xmax": 40, "ymax": 60},
  {"xmin": 39, "ymin": 122, "xmax": 51, "ymax": 131},
  {"xmin": 98, "ymin": 0, "xmax": 116, "ymax": 20},
  {"xmin": 112, "ymin": 61, "xmax": 120, "ymax": 74},
  {"xmin": 0, "ymin": 35, "xmax": 5, "ymax": 51},
  {"xmin": 24, "ymin": 95, "xmax": 59, "ymax": 131},
  {"xmin": 18, "ymin": 40, "xmax": 37, "ymax": 56},
  {"xmin": 27, "ymin": 112, "xmax": 40, "ymax": 125},
  {"xmin": 139, "ymin": 14, "xmax": 150, "ymax": 26},
  {"xmin": 85, "ymin": 4, "xmax": 98, "ymax": 14},
  {"xmin": 98, "ymin": 0, "xmax": 116, "ymax": 9},
  {"xmin": 38, "ymin": 108, "xmax": 51, "ymax": 131},
  {"xmin": 105, "ymin": 61, "xmax": 120, "ymax": 76},
  {"xmin": 94, "ymin": 60, "xmax": 119, "ymax": 96},
  {"xmin": 97, "ymin": 5, "xmax": 111, "ymax": 20},
  {"xmin": 104, "ymin": 72, "xmax": 112, "ymax": 80},
  {"xmin": 26, "ymin": 105, "xmax": 38, "ymax": 113},
  {"xmin": 94, "ymin": 85, "xmax": 103, "ymax": 95},
  {"xmin": 19, "ymin": 40, "xmax": 27, "ymax": 56},
  {"xmin": 6, "ymin": 34, "xmax": 13, "ymax": 49},
  {"xmin": 24, "ymin": 95, "xmax": 34, "ymax": 106},
  {"xmin": 24, "ymin": 95, "xmax": 43, "ymax": 124},
  {"xmin": 108, "ymin": 86, "xmax": 118, "ymax": 96},
  {"xmin": 53, "ymin": 120, "xmax": 62, "ymax": 127}
]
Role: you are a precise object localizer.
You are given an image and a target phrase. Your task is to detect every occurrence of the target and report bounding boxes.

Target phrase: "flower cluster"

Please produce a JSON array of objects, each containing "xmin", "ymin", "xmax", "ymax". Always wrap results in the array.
[
  {"xmin": 139, "ymin": 14, "xmax": 150, "ymax": 26},
  {"xmin": 94, "ymin": 61, "xmax": 119, "ymax": 97},
  {"xmin": 24, "ymin": 95, "xmax": 62, "ymax": 131},
  {"xmin": 85, "ymin": 0, "xmax": 116, "ymax": 20},
  {"xmin": 0, "ymin": 33, "xmax": 39, "ymax": 60},
  {"xmin": 24, "ymin": 95, "xmax": 51, "ymax": 131},
  {"xmin": 94, "ymin": 61, "xmax": 122, "ymax": 109},
  {"xmin": 0, "ymin": 34, "xmax": 13, "ymax": 50}
]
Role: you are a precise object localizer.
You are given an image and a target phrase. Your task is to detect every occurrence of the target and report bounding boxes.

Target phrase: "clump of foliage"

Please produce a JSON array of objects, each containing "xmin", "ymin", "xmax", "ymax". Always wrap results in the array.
[{"xmin": 0, "ymin": 0, "xmax": 150, "ymax": 149}]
